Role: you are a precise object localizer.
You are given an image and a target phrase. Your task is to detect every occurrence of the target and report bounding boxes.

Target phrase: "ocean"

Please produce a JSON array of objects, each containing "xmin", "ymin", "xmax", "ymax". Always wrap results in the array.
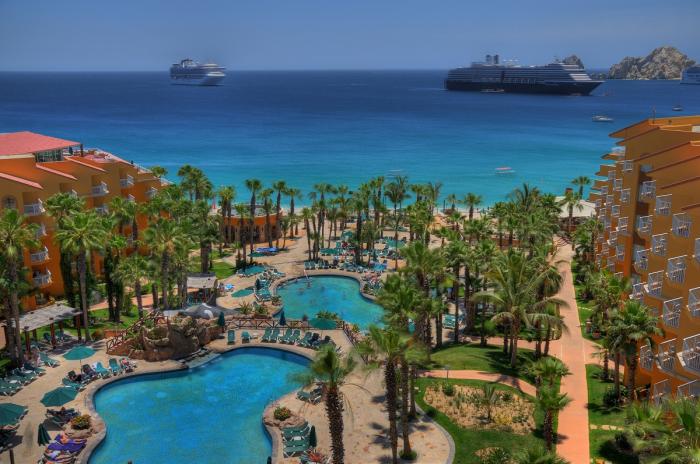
[{"xmin": 1, "ymin": 71, "xmax": 699, "ymax": 204}]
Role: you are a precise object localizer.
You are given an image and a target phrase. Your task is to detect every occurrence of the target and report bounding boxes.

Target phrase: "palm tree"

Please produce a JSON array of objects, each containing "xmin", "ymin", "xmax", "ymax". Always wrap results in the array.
[
  {"xmin": 244, "ymin": 178, "xmax": 262, "ymax": 259},
  {"xmin": 114, "ymin": 254, "xmax": 149, "ymax": 318},
  {"xmin": 149, "ymin": 165, "xmax": 168, "ymax": 179},
  {"xmin": 559, "ymin": 190, "xmax": 582, "ymax": 236},
  {"xmin": 0, "ymin": 209, "xmax": 39, "ymax": 363},
  {"xmin": 444, "ymin": 239, "xmax": 468, "ymax": 343},
  {"xmin": 103, "ymin": 230, "xmax": 128, "ymax": 323},
  {"xmin": 285, "ymin": 187, "xmax": 302, "ymax": 235},
  {"xmin": 55, "ymin": 211, "xmax": 108, "ymax": 342},
  {"xmin": 301, "ymin": 207, "xmax": 314, "ymax": 261},
  {"xmin": 272, "ymin": 180, "xmax": 287, "ymax": 248},
  {"xmin": 144, "ymin": 218, "xmax": 188, "ymax": 311},
  {"xmin": 527, "ymin": 357, "xmax": 571, "ymax": 391},
  {"xmin": 616, "ymin": 300, "xmax": 663, "ymax": 395},
  {"xmin": 296, "ymin": 346, "xmax": 357, "ymax": 464},
  {"xmin": 477, "ymin": 383, "xmax": 499, "ymax": 422},
  {"xmin": 233, "ymin": 204, "xmax": 250, "ymax": 264},
  {"xmin": 571, "ymin": 175, "xmax": 591, "ymax": 199},
  {"xmin": 512, "ymin": 445, "xmax": 569, "ymax": 464},
  {"xmin": 217, "ymin": 186, "xmax": 235, "ymax": 248},
  {"xmin": 445, "ymin": 193, "xmax": 458, "ymax": 213},
  {"xmin": 45, "ymin": 192, "xmax": 85, "ymax": 308},
  {"xmin": 536, "ymin": 386, "xmax": 571, "ymax": 450},
  {"xmin": 461, "ymin": 192, "xmax": 483, "ymax": 220}
]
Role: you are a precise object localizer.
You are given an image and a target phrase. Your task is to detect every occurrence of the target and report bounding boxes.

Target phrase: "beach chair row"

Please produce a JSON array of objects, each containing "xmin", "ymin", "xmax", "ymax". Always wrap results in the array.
[
  {"xmin": 1, "ymin": 361, "xmax": 48, "ymax": 395},
  {"xmin": 39, "ymin": 431, "xmax": 87, "ymax": 464},
  {"xmin": 281, "ymin": 421, "xmax": 314, "ymax": 457},
  {"xmin": 62, "ymin": 358, "xmax": 136, "ymax": 391}
]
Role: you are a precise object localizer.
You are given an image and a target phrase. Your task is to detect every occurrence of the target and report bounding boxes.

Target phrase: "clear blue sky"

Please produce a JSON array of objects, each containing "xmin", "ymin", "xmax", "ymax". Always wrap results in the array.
[{"xmin": 1, "ymin": 0, "xmax": 698, "ymax": 71}]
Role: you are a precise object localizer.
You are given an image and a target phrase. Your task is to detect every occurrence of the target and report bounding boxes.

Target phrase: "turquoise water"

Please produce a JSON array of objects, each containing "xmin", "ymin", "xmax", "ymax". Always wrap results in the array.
[
  {"xmin": 276, "ymin": 276, "xmax": 384, "ymax": 329},
  {"xmin": 239, "ymin": 265, "xmax": 265, "ymax": 276},
  {"xmin": 90, "ymin": 348, "xmax": 308, "ymax": 464},
  {"xmin": 232, "ymin": 287, "xmax": 254, "ymax": 297}
]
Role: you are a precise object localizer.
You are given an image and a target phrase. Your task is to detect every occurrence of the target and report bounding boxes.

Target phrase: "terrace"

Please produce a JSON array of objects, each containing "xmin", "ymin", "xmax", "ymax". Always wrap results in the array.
[
  {"xmin": 24, "ymin": 199, "xmax": 45, "ymax": 216},
  {"xmin": 91, "ymin": 181, "xmax": 109, "ymax": 197},
  {"xmin": 680, "ymin": 334, "xmax": 700, "ymax": 374},
  {"xmin": 32, "ymin": 270, "xmax": 52, "ymax": 287},
  {"xmin": 95, "ymin": 204, "xmax": 109, "ymax": 215},
  {"xmin": 651, "ymin": 379, "xmax": 671, "ymax": 405},
  {"xmin": 633, "ymin": 247, "xmax": 648, "ymax": 272},
  {"xmin": 611, "ymin": 205, "xmax": 620, "ymax": 218},
  {"xmin": 672, "ymin": 213, "xmax": 692, "ymax": 238},
  {"xmin": 620, "ymin": 188, "xmax": 631, "ymax": 204},
  {"xmin": 30, "ymin": 246, "xmax": 50, "ymax": 264},
  {"xmin": 615, "ymin": 245, "xmax": 625, "ymax": 262},
  {"xmin": 639, "ymin": 180, "xmax": 656, "ymax": 201},
  {"xmin": 146, "ymin": 187, "xmax": 158, "ymax": 199},
  {"xmin": 647, "ymin": 270, "xmax": 663, "ymax": 297},
  {"xmin": 631, "ymin": 282, "xmax": 646, "ymax": 301},
  {"xmin": 35, "ymin": 222, "xmax": 47, "ymax": 239},
  {"xmin": 688, "ymin": 287, "xmax": 700, "ymax": 318},
  {"xmin": 651, "ymin": 233, "xmax": 668, "ymax": 256},
  {"xmin": 636, "ymin": 215, "xmax": 652, "ymax": 235},
  {"xmin": 639, "ymin": 344, "xmax": 654, "ymax": 371},
  {"xmin": 656, "ymin": 339, "xmax": 677, "ymax": 373},
  {"xmin": 654, "ymin": 194, "xmax": 672, "ymax": 216},
  {"xmin": 622, "ymin": 160, "xmax": 633, "ymax": 173},
  {"xmin": 677, "ymin": 380, "xmax": 700, "ymax": 400},
  {"xmin": 666, "ymin": 255, "xmax": 687, "ymax": 284},
  {"xmin": 662, "ymin": 297, "xmax": 682, "ymax": 329},
  {"xmin": 613, "ymin": 178, "xmax": 622, "ymax": 191},
  {"xmin": 617, "ymin": 216, "xmax": 629, "ymax": 234},
  {"xmin": 607, "ymin": 230, "xmax": 618, "ymax": 246},
  {"xmin": 120, "ymin": 174, "xmax": 134, "ymax": 188}
]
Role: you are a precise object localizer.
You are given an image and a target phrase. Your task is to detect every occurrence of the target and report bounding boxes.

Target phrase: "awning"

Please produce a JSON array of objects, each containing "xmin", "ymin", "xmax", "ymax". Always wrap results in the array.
[
  {"xmin": 186, "ymin": 274, "xmax": 218, "ymax": 289},
  {"xmin": 2, "ymin": 303, "xmax": 80, "ymax": 332}
]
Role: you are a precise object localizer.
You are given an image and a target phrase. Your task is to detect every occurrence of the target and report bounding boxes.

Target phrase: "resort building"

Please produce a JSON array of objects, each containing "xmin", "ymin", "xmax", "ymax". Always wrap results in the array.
[
  {"xmin": 219, "ymin": 204, "xmax": 282, "ymax": 247},
  {"xmin": 591, "ymin": 115, "xmax": 700, "ymax": 402},
  {"xmin": 0, "ymin": 131, "xmax": 167, "ymax": 311}
]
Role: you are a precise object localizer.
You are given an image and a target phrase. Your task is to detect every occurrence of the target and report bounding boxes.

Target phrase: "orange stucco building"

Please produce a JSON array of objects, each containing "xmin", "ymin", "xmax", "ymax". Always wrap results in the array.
[
  {"xmin": 0, "ymin": 131, "xmax": 166, "ymax": 311},
  {"xmin": 591, "ymin": 116, "xmax": 700, "ymax": 401}
]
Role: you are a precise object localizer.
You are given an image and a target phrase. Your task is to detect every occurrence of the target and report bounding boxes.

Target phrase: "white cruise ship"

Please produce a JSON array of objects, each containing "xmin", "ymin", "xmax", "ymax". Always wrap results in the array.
[
  {"xmin": 681, "ymin": 66, "xmax": 700, "ymax": 85},
  {"xmin": 170, "ymin": 59, "xmax": 226, "ymax": 86}
]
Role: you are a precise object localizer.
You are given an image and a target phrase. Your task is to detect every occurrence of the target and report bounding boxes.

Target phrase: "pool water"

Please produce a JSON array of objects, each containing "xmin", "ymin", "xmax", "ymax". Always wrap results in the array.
[
  {"xmin": 232, "ymin": 287, "xmax": 254, "ymax": 297},
  {"xmin": 90, "ymin": 348, "xmax": 308, "ymax": 464},
  {"xmin": 239, "ymin": 265, "xmax": 265, "ymax": 276},
  {"xmin": 276, "ymin": 276, "xmax": 385, "ymax": 329}
]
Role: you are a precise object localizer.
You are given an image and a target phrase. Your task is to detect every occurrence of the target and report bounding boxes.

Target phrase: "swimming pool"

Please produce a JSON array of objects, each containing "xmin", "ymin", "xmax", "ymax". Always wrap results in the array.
[
  {"xmin": 276, "ymin": 276, "xmax": 385, "ymax": 329},
  {"xmin": 90, "ymin": 348, "xmax": 308, "ymax": 464}
]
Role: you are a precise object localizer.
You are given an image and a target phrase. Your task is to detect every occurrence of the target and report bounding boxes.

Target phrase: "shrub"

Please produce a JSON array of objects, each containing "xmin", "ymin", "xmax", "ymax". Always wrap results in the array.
[
  {"xmin": 441, "ymin": 382, "xmax": 455, "ymax": 397},
  {"xmin": 91, "ymin": 329, "xmax": 104, "ymax": 341},
  {"xmin": 424, "ymin": 406, "xmax": 437, "ymax": 418},
  {"xmin": 603, "ymin": 386, "xmax": 628, "ymax": 407},
  {"xmin": 274, "ymin": 407, "xmax": 292, "ymax": 421},
  {"xmin": 71, "ymin": 415, "xmax": 91, "ymax": 430},
  {"xmin": 482, "ymin": 447, "xmax": 512, "ymax": 464},
  {"xmin": 316, "ymin": 310, "xmax": 340, "ymax": 322},
  {"xmin": 399, "ymin": 449, "xmax": 417, "ymax": 460},
  {"xmin": 500, "ymin": 391, "xmax": 513, "ymax": 403}
]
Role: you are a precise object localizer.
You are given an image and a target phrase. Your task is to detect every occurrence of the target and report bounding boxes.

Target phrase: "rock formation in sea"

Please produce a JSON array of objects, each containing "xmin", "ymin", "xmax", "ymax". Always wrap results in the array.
[{"xmin": 608, "ymin": 46, "xmax": 696, "ymax": 80}]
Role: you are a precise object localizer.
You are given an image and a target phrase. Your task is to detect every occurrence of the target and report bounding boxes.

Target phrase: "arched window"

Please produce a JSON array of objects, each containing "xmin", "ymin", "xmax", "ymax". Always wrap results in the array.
[{"xmin": 2, "ymin": 196, "xmax": 17, "ymax": 210}]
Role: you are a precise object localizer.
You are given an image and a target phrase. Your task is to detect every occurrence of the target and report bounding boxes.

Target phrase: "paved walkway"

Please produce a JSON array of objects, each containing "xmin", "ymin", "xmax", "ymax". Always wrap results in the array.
[{"xmin": 420, "ymin": 369, "xmax": 537, "ymax": 397}]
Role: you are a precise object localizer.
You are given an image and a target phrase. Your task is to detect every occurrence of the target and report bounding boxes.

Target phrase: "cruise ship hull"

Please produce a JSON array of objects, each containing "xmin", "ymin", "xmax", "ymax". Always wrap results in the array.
[
  {"xmin": 171, "ymin": 75, "xmax": 225, "ymax": 86},
  {"xmin": 444, "ymin": 80, "xmax": 602, "ymax": 95}
]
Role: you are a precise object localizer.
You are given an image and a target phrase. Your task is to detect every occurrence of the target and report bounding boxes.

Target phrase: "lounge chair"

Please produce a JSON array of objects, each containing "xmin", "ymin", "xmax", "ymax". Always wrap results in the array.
[
  {"xmin": 297, "ymin": 332, "xmax": 313, "ymax": 348},
  {"xmin": 280, "ymin": 328, "xmax": 293, "ymax": 343},
  {"xmin": 93, "ymin": 362, "xmax": 111, "ymax": 378},
  {"xmin": 67, "ymin": 370, "xmax": 86, "ymax": 384},
  {"xmin": 296, "ymin": 386, "xmax": 322, "ymax": 404},
  {"xmin": 24, "ymin": 362, "xmax": 46, "ymax": 376},
  {"xmin": 261, "ymin": 328, "xmax": 273, "ymax": 342},
  {"xmin": 308, "ymin": 333, "xmax": 320, "ymax": 348},
  {"xmin": 288, "ymin": 329, "xmax": 301, "ymax": 345},
  {"xmin": 227, "ymin": 329, "xmax": 236, "ymax": 345},
  {"xmin": 283, "ymin": 440, "xmax": 310, "ymax": 457},
  {"xmin": 43, "ymin": 332, "xmax": 55, "ymax": 345},
  {"xmin": 120, "ymin": 358, "xmax": 135, "ymax": 372},
  {"xmin": 62, "ymin": 378, "xmax": 85, "ymax": 391},
  {"xmin": 39, "ymin": 351, "xmax": 60, "ymax": 367},
  {"xmin": 108, "ymin": 358, "xmax": 121, "ymax": 375},
  {"xmin": 242, "ymin": 331, "xmax": 251, "ymax": 343},
  {"xmin": 270, "ymin": 328, "xmax": 281, "ymax": 342},
  {"xmin": 81, "ymin": 364, "xmax": 97, "ymax": 380},
  {"xmin": 12, "ymin": 368, "xmax": 37, "ymax": 382}
]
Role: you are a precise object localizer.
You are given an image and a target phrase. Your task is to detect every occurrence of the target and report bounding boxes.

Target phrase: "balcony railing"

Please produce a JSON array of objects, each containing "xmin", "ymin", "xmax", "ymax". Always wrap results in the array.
[
  {"xmin": 146, "ymin": 187, "xmax": 158, "ymax": 199},
  {"xmin": 647, "ymin": 271, "xmax": 664, "ymax": 297},
  {"xmin": 672, "ymin": 213, "xmax": 692, "ymax": 238},
  {"xmin": 663, "ymin": 298, "xmax": 682, "ymax": 329},
  {"xmin": 91, "ymin": 182, "xmax": 109, "ymax": 197},
  {"xmin": 651, "ymin": 233, "xmax": 668, "ymax": 256},
  {"xmin": 688, "ymin": 288, "xmax": 700, "ymax": 318},
  {"xmin": 35, "ymin": 223, "xmax": 47, "ymax": 239},
  {"xmin": 655, "ymin": 194, "xmax": 672, "ymax": 216},
  {"xmin": 601, "ymin": 186, "xmax": 609, "ymax": 196},
  {"xmin": 95, "ymin": 205, "xmax": 109, "ymax": 215},
  {"xmin": 634, "ymin": 248, "xmax": 649, "ymax": 271},
  {"xmin": 617, "ymin": 217, "xmax": 629, "ymax": 234},
  {"xmin": 631, "ymin": 282, "xmax": 646, "ymax": 301},
  {"xmin": 120, "ymin": 175, "xmax": 134, "ymax": 188},
  {"xmin": 613, "ymin": 179, "xmax": 623, "ymax": 191},
  {"xmin": 636, "ymin": 215, "xmax": 652, "ymax": 235},
  {"xmin": 607, "ymin": 170, "xmax": 615, "ymax": 181},
  {"xmin": 607, "ymin": 261, "xmax": 615, "ymax": 272},
  {"xmin": 32, "ymin": 271, "xmax": 52, "ymax": 287},
  {"xmin": 640, "ymin": 344, "xmax": 654, "ymax": 371},
  {"xmin": 23, "ymin": 200, "xmax": 45, "ymax": 216},
  {"xmin": 616, "ymin": 245, "xmax": 625, "ymax": 262},
  {"xmin": 651, "ymin": 379, "xmax": 671, "ymax": 405},
  {"xmin": 611, "ymin": 205, "xmax": 620, "ymax": 218},
  {"xmin": 657, "ymin": 339, "xmax": 677, "ymax": 372},
  {"xmin": 677, "ymin": 380, "xmax": 700, "ymax": 400},
  {"xmin": 667, "ymin": 256, "xmax": 687, "ymax": 284},
  {"xmin": 695, "ymin": 238, "xmax": 700, "ymax": 263},
  {"xmin": 639, "ymin": 180, "xmax": 656, "ymax": 201},
  {"xmin": 623, "ymin": 160, "xmax": 633, "ymax": 173},
  {"xmin": 680, "ymin": 334, "xmax": 700, "ymax": 374},
  {"xmin": 606, "ymin": 194, "xmax": 614, "ymax": 205},
  {"xmin": 602, "ymin": 244, "xmax": 609, "ymax": 256},
  {"xmin": 595, "ymin": 199, "xmax": 602, "ymax": 209},
  {"xmin": 30, "ymin": 247, "xmax": 50, "ymax": 264},
  {"xmin": 620, "ymin": 188, "xmax": 631, "ymax": 204},
  {"xmin": 608, "ymin": 230, "xmax": 618, "ymax": 246},
  {"xmin": 125, "ymin": 194, "xmax": 135, "ymax": 203}
]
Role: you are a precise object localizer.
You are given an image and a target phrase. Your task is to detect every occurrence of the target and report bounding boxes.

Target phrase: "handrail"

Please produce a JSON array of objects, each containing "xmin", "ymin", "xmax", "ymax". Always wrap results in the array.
[
  {"xmin": 106, "ymin": 310, "xmax": 165, "ymax": 353},
  {"xmin": 225, "ymin": 317, "xmax": 310, "ymax": 330}
]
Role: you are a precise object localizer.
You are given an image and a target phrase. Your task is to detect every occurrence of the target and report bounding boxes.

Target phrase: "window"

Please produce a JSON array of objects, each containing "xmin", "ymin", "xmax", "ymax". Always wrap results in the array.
[
  {"xmin": 34, "ymin": 149, "xmax": 64, "ymax": 163},
  {"xmin": 1, "ymin": 196, "xmax": 17, "ymax": 210}
]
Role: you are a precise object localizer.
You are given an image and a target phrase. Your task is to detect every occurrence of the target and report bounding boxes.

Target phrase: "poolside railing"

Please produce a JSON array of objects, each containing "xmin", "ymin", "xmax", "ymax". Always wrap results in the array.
[
  {"xmin": 106, "ymin": 310, "xmax": 166, "ymax": 354},
  {"xmin": 225, "ymin": 317, "xmax": 310, "ymax": 330}
]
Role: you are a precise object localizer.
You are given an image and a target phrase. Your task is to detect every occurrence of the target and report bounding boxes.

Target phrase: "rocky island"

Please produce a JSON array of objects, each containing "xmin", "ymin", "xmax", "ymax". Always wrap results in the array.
[{"xmin": 608, "ymin": 46, "xmax": 696, "ymax": 80}]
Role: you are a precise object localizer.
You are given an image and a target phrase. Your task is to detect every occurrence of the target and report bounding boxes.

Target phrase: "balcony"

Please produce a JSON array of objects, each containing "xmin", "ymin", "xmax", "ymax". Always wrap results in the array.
[
  {"xmin": 146, "ymin": 187, "xmax": 158, "ymax": 199},
  {"xmin": 622, "ymin": 160, "xmax": 633, "ymax": 173},
  {"xmin": 606, "ymin": 194, "xmax": 614, "ymax": 205},
  {"xmin": 608, "ymin": 230, "xmax": 618, "ymax": 246},
  {"xmin": 23, "ymin": 200, "xmax": 45, "ymax": 216},
  {"xmin": 636, "ymin": 215, "xmax": 652, "ymax": 236},
  {"xmin": 667, "ymin": 256, "xmax": 687, "ymax": 284},
  {"xmin": 599, "ymin": 207, "xmax": 607, "ymax": 218},
  {"xmin": 673, "ymin": 213, "xmax": 692, "ymax": 238},
  {"xmin": 647, "ymin": 270, "xmax": 663, "ymax": 297},
  {"xmin": 688, "ymin": 288, "xmax": 700, "ymax": 318},
  {"xmin": 120, "ymin": 175, "xmax": 134, "ymax": 188},
  {"xmin": 617, "ymin": 217, "xmax": 629, "ymax": 234},
  {"xmin": 601, "ymin": 244, "xmax": 609, "ymax": 256},
  {"xmin": 677, "ymin": 380, "xmax": 700, "ymax": 400},
  {"xmin": 69, "ymin": 189, "xmax": 78, "ymax": 198},
  {"xmin": 651, "ymin": 233, "xmax": 668, "ymax": 256},
  {"xmin": 615, "ymin": 245, "xmax": 625, "ymax": 262},
  {"xmin": 613, "ymin": 179, "xmax": 623, "ymax": 191},
  {"xmin": 95, "ymin": 205, "xmax": 109, "ymax": 215},
  {"xmin": 695, "ymin": 239, "xmax": 700, "ymax": 263},
  {"xmin": 620, "ymin": 188, "xmax": 631, "ymax": 204},
  {"xmin": 640, "ymin": 344, "xmax": 654, "ymax": 371},
  {"xmin": 125, "ymin": 194, "xmax": 135, "ymax": 203},
  {"xmin": 595, "ymin": 199, "xmax": 602, "ymax": 209},
  {"xmin": 607, "ymin": 261, "xmax": 615, "ymax": 272},
  {"xmin": 35, "ymin": 223, "xmax": 47, "ymax": 239},
  {"xmin": 663, "ymin": 298, "xmax": 682, "ymax": 329},
  {"xmin": 657, "ymin": 339, "xmax": 677, "ymax": 372},
  {"xmin": 639, "ymin": 180, "xmax": 656, "ymax": 201},
  {"xmin": 631, "ymin": 282, "xmax": 646, "ymax": 301},
  {"xmin": 680, "ymin": 334, "xmax": 700, "ymax": 374},
  {"xmin": 607, "ymin": 170, "xmax": 615, "ymax": 182},
  {"xmin": 611, "ymin": 205, "xmax": 620, "ymax": 218},
  {"xmin": 634, "ymin": 248, "xmax": 649, "ymax": 272},
  {"xmin": 651, "ymin": 379, "xmax": 671, "ymax": 405},
  {"xmin": 601, "ymin": 185, "xmax": 609, "ymax": 196},
  {"xmin": 30, "ymin": 246, "xmax": 50, "ymax": 264},
  {"xmin": 604, "ymin": 218, "xmax": 612, "ymax": 230},
  {"xmin": 91, "ymin": 182, "xmax": 109, "ymax": 197},
  {"xmin": 32, "ymin": 271, "xmax": 52, "ymax": 288},
  {"xmin": 654, "ymin": 194, "xmax": 672, "ymax": 216}
]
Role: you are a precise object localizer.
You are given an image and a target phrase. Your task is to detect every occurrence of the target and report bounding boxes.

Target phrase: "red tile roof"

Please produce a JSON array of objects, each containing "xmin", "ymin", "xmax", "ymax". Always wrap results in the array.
[
  {"xmin": 0, "ymin": 131, "xmax": 78, "ymax": 156},
  {"xmin": 0, "ymin": 171, "xmax": 43, "ymax": 189}
]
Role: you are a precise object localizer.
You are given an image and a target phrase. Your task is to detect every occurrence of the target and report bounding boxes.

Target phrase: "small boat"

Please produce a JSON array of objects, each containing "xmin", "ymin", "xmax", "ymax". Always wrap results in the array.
[
  {"xmin": 495, "ymin": 166, "xmax": 515, "ymax": 175},
  {"xmin": 481, "ymin": 88, "xmax": 505, "ymax": 93},
  {"xmin": 672, "ymin": 105, "xmax": 683, "ymax": 112},
  {"xmin": 592, "ymin": 115, "xmax": 614, "ymax": 123}
]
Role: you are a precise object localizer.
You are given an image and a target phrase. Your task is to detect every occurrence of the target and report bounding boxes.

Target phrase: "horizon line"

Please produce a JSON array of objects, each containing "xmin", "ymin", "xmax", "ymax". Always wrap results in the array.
[{"xmin": 0, "ymin": 66, "xmax": 614, "ymax": 73}]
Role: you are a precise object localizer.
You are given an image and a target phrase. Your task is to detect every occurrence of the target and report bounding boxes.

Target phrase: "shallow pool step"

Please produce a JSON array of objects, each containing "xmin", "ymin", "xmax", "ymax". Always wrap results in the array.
[{"xmin": 184, "ymin": 351, "xmax": 220, "ymax": 369}]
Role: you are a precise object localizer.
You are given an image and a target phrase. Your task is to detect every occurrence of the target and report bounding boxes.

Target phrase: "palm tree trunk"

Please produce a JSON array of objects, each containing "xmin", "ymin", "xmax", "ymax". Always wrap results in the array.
[
  {"xmin": 435, "ymin": 314, "xmax": 443, "ymax": 348},
  {"xmin": 7, "ymin": 258, "xmax": 23, "ymax": 364},
  {"xmin": 135, "ymin": 281, "xmax": 143, "ymax": 319},
  {"xmin": 614, "ymin": 352, "xmax": 621, "ymax": 400},
  {"xmin": 627, "ymin": 357, "xmax": 637, "ymax": 397},
  {"xmin": 385, "ymin": 361, "xmax": 399, "ymax": 464},
  {"xmin": 409, "ymin": 366, "xmax": 417, "ymax": 418},
  {"xmin": 544, "ymin": 410, "xmax": 554, "ymax": 450},
  {"xmin": 78, "ymin": 251, "xmax": 91, "ymax": 342},
  {"xmin": 161, "ymin": 251, "xmax": 169, "ymax": 311},
  {"xmin": 325, "ymin": 385, "xmax": 345, "ymax": 464},
  {"xmin": 510, "ymin": 324, "xmax": 518, "ymax": 368},
  {"xmin": 400, "ymin": 359, "xmax": 412, "ymax": 456},
  {"xmin": 151, "ymin": 282, "xmax": 158, "ymax": 310},
  {"xmin": 602, "ymin": 351, "xmax": 609, "ymax": 381},
  {"xmin": 544, "ymin": 324, "xmax": 552, "ymax": 356}
]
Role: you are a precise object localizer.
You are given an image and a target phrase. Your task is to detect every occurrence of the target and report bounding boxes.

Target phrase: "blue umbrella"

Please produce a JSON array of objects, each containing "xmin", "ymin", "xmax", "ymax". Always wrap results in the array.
[
  {"xmin": 63, "ymin": 345, "xmax": 95, "ymax": 361},
  {"xmin": 38, "ymin": 423, "xmax": 51, "ymax": 446},
  {"xmin": 41, "ymin": 387, "xmax": 78, "ymax": 407},
  {"xmin": 0, "ymin": 403, "xmax": 26, "ymax": 426},
  {"xmin": 309, "ymin": 317, "xmax": 337, "ymax": 330},
  {"xmin": 279, "ymin": 310, "xmax": 287, "ymax": 326}
]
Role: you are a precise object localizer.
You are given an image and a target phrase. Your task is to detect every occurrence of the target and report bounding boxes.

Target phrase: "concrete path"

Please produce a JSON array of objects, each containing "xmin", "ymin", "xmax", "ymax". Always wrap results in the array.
[{"xmin": 420, "ymin": 369, "xmax": 537, "ymax": 397}]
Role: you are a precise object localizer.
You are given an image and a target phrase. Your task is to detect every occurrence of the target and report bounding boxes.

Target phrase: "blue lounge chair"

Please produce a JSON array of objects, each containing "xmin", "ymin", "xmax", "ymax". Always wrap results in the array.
[
  {"xmin": 261, "ymin": 328, "xmax": 273, "ymax": 342},
  {"xmin": 242, "ymin": 331, "xmax": 251, "ymax": 343},
  {"xmin": 108, "ymin": 358, "xmax": 121, "ymax": 375},
  {"xmin": 297, "ymin": 332, "xmax": 313, "ymax": 348},
  {"xmin": 227, "ymin": 329, "xmax": 236, "ymax": 344},
  {"xmin": 94, "ymin": 362, "xmax": 111, "ymax": 378},
  {"xmin": 62, "ymin": 378, "xmax": 85, "ymax": 391},
  {"xmin": 39, "ymin": 351, "xmax": 59, "ymax": 367}
]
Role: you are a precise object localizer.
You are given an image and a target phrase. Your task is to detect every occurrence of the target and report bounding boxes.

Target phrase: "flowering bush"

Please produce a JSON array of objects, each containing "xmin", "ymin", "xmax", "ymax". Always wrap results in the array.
[
  {"xmin": 71, "ymin": 415, "xmax": 91, "ymax": 430},
  {"xmin": 274, "ymin": 406, "xmax": 292, "ymax": 421}
]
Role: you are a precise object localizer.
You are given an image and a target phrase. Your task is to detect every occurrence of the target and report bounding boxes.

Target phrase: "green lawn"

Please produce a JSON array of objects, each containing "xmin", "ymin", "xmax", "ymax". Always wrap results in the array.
[
  {"xmin": 211, "ymin": 260, "xmax": 236, "ymax": 279},
  {"xmin": 586, "ymin": 364, "xmax": 637, "ymax": 463},
  {"xmin": 428, "ymin": 343, "xmax": 537, "ymax": 384},
  {"xmin": 416, "ymin": 378, "xmax": 545, "ymax": 463},
  {"xmin": 31, "ymin": 307, "xmax": 140, "ymax": 342}
]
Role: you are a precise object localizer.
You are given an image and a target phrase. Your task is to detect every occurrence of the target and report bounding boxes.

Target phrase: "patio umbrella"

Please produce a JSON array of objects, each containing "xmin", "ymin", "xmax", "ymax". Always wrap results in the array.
[
  {"xmin": 279, "ymin": 310, "xmax": 287, "ymax": 326},
  {"xmin": 309, "ymin": 318, "xmax": 337, "ymax": 330},
  {"xmin": 217, "ymin": 311, "xmax": 226, "ymax": 330},
  {"xmin": 309, "ymin": 425, "xmax": 317, "ymax": 448},
  {"xmin": 0, "ymin": 403, "xmax": 25, "ymax": 426},
  {"xmin": 41, "ymin": 387, "xmax": 78, "ymax": 407},
  {"xmin": 37, "ymin": 423, "xmax": 51, "ymax": 446},
  {"xmin": 63, "ymin": 345, "xmax": 96, "ymax": 361}
]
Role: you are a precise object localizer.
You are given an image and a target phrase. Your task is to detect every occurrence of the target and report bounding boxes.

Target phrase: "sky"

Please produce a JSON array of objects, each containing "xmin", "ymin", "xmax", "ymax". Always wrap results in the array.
[{"xmin": 1, "ymin": 0, "xmax": 698, "ymax": 71}]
